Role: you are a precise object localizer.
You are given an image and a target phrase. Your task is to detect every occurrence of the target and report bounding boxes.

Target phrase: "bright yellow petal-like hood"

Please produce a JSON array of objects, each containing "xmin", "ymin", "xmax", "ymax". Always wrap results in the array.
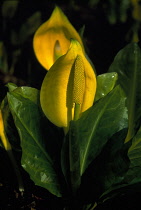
[
  {"xmin": 40, "ymin": 39, "xmax": 96, "ymax": 129},
  {"xmin": 0, "ymin": 110, "xmax": 11, "ymax": 150},
  {"xmin": 33, "ymin": 6, "xmax": 84, "ymax": 70}
]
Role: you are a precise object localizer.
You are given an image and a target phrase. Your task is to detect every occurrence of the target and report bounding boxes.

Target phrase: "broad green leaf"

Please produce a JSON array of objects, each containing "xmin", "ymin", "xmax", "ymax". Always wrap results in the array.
[
  {"xmin": 99, "ymin": 182, "xmax": 141, "ymax": 207},
  {"xmin": 9, "ymin": 86, "xmax": 64, "ymax": 163},
  {"xmin": 108, "ymin": 43, "xmax": 141, "ymax": 142},
  {"xmin": 6, "ymin": 83, "xmax": 39, "ymax": 104},
  {"xmin": 95, "ymin": 72, "xmax": 118, "ymax": 102},
  {"xmin": 100, "ymin": 130, "xmax": 129, "ymax": 190},
  {"xmin": 1, "ymin": 86, "xmax": 40, "ymax": 151},
  {"xmin": 124, "ymin": 126, "xmax": 141, "ymax": 185},
  {"xmin": 97, "ymin": 123, "xmax": 141, "ymax": 204},
  {"xmin": 128, "ymin": 126, "xmax": 141, "ymax": 167},
  {"xmin": 7, "ymin": 91, "xmax": 62, "ymax": 197},
  {"xmin": 13, "ymin": 86, "xmax": 40, "ymax": 105},
  {"xmin": 74, "ymin": 85, "xmax": 128, "ymax": 175},
  {"xmin": 79, "ymin": 128, "xmax": 129, "ymax": 205}
]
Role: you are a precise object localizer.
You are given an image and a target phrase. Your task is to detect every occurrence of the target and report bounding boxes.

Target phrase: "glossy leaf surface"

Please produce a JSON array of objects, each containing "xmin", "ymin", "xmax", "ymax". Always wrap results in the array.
[
  {"xmin": 109, "ymin": 43, "xmax": 141, "ymax": 142},
  {"xmin": 126, "ymin": 126, "xmax": 141, "ymax": 184},
  {"xmin": 79, "ymin": 128, "xmax": 129, "ymax": 205},
  {"xmin": 95, "ymin": 72, "xmax": 118, "ymax": 102},
  {"xmin": 73, "ymin": 85, "xmax": 128, "ymax": 175},
  {"xmin": 7, "ymin": 88, "xmax": 62, "ymax": 197}
]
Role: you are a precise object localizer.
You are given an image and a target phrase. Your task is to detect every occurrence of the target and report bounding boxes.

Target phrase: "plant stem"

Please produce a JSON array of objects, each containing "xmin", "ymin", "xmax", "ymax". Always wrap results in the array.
[
  {"xmin": 0, "ymin": 110, "xmax": 24, "ymax": 193},
  {"xmin": 74, "ymin": 103, "xmax": 81, "ymax": 121},
  {"xmin": 7, "ymin": 149, "xmax": 24, "ymax": 193},
  {"xmin": 90, "ymin": 202, "xmax": 97, "ymax": 210}
]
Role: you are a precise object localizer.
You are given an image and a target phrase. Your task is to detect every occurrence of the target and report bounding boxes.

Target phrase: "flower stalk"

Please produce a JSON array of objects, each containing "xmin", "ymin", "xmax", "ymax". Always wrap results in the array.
[{"xmin": 0, "ymin": 109, "xmax": 24, "ymax": 193}]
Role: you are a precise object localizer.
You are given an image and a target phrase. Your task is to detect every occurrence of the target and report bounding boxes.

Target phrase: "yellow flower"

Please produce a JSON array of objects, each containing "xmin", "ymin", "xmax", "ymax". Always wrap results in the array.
[
  {"xmin": 40, "ymin": 39, "xmax": 96, "ymax": 131},
  {"xmin": 0, "ymin": 110, "xmax": 11, "ymax": 150},
  {"xmin": 33, "ymin": 6, "xmax": 84, "ymax": 70}
]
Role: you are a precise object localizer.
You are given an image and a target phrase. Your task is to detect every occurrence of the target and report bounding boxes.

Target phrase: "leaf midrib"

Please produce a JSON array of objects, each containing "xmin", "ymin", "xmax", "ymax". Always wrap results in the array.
[
  {"xmin": 8, "ymin": 94, "xmax": 53, "ymax": 165},
  {"xmin": 80, "ymin": 91, "xmax": 116, "ymax": 175}
]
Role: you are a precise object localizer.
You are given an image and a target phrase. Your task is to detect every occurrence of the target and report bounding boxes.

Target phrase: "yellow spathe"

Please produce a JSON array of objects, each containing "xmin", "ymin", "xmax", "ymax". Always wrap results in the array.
[
  {"xmin": 33, "ymin": 6, "xmax": 84, "ymax": 70},
  {"xmin": 0, "ymin": 110, "xmax": 11, "ymax": 150},
  {"xmin": 40, "ymin": 39, "xmax": 96, "ymax": 129}
]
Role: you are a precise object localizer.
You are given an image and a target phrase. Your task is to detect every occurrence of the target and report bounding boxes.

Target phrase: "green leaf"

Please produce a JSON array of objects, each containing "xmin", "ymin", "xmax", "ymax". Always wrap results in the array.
[
  {"xmin": 7, "ymin": 90, "xmax": 62, "ymax": 197},
  {"xmin": 99, "ymin": 182, "xmax": 141, "ymax": 207},
  {"xmin": 100, "ymin": 130, "xmax": 129, "ymax": 189},
  {"xmin": 74, "ymin": 85, "xmax": 128, "ymax": 175},
  {"xmin": 128, "ymin": 126, "xmax": 141, "ymax": 167},
  {"xmin": 108, "ymin": 43, "xmax": 141, "ymax": 142},
  {"xmin": 125, "ymin": 126, "xmax": 141, "ymax": 185},
  {"xmin": 6, "ymin": 84, "xmax": 39, "ymax": 104},
  {"xmin": 95, "ymin": 72, "xmax": 118, "ymax": 102},
  {"xmin": 1, "ymin": 86, "xmax": 40, "ymax": 151},
  {"xmin": 79, "ymin": 128, "xmax": 129, "ymax": 205},
  {"xmin": 98, "ymin": 120, "xmax": 141, "ymax": 204},
  {"xmin": 6, "ymin": 83, "xmax": 18, "ymax": 92},
  {"xmin": 13, "ymin": 86, "xmax": 40, "ymax": 105}
]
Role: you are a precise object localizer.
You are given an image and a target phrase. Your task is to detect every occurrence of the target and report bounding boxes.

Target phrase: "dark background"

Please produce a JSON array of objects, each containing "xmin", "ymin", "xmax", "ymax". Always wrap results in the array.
[
  {"xmin": 0, "ymin": 0, "xmax": 140, "ymax": 209},
  {"xmin": 0, "ymin": 0, "xmax": 135, "ymax": 102}
]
